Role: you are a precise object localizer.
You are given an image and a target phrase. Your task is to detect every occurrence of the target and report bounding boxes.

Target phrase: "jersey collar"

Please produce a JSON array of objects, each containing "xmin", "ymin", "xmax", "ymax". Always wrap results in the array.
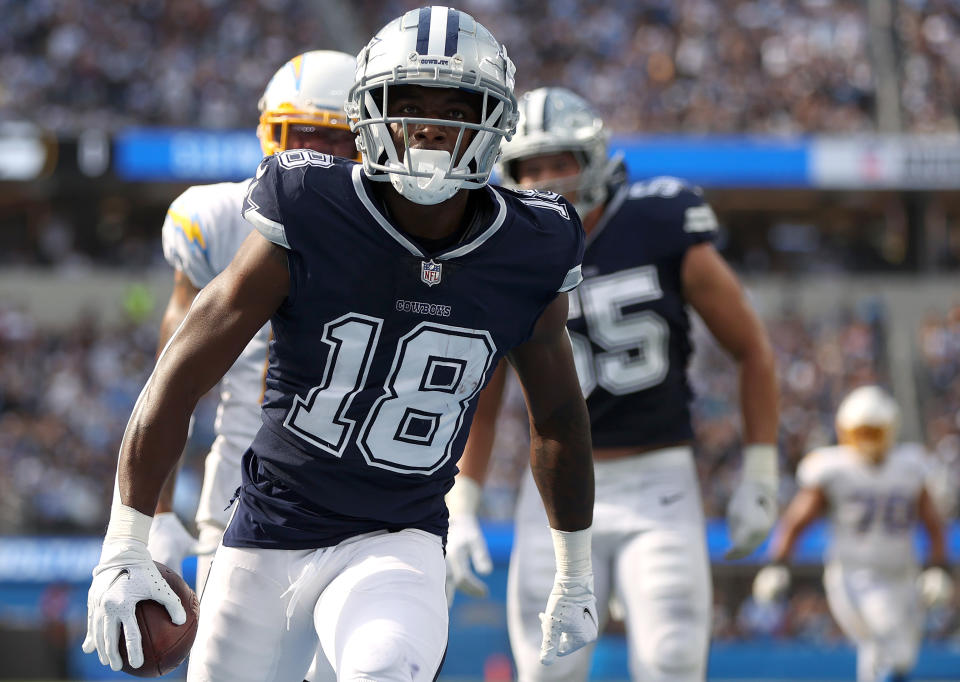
[
  {"xmin": 585, "ymin": 182, "xmax": 629, "ymax": 248},
  {"xmin": 351, "ymin": 164, "xmax": 507, "ymax": 260}
]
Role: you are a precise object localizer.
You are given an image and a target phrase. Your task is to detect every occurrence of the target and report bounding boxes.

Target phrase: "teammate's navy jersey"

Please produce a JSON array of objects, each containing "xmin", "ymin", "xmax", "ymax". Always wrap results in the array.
[
  {"xmin": 225, "ymin": 150, "xmax": 583, "ymax": 549},
  {"xmin": 567, "ymin": 176, "xmax": 718, "ymax": 449}
]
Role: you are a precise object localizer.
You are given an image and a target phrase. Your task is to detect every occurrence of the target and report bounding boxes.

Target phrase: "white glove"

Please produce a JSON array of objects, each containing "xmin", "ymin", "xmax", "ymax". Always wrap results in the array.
[
  {"xmin": 918, "ymin": 566, "xmax": 954, "ymax": 608},
  {"xmin": 752, "ymin": 564, "xmax": 790, "ymax": 603},
  {"xmin": 539, "ymin": 528, "xmax": 598, "ymax": 665},
  {"xmin": 82, "ymin": 504, "xmax": 186, "ymax": 672},
  {"xmin": 147, "ymin": 512, "xmax": 216, "ymax": 576},
  {"xmin": 444, "ymin": 476, "xmax": 492, "ymax": 604},
  {"xmin": 726, "ymin": 445, "xmax": 779, "ymax": 560}
]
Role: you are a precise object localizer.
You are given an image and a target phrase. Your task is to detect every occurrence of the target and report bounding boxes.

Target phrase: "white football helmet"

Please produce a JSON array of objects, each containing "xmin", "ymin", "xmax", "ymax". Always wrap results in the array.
[
  {"xmin": 257, "ymin": 50, "xmax": 358, "ymax": 158},
  {"xmin": 497, "ymin": 87, "xmax": 618, "ymax": 218},
  {"xmin": 836, "ymin": 385, "xmax": 900, "ymax": 464},
  {"xmin": 346, "ymin": 6, "xmax": 519, "ymax": 205}
]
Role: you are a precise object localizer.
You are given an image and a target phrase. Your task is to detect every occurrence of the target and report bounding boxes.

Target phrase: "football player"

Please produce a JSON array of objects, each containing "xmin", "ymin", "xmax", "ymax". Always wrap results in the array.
[
  {"xmin": 446, "ymin": 87, "xmax": 780, "ymax": 681},
  {"xmin": 147, "ymin": 47, "xmax": 358, "ymax": 595},
  {"xmin": 753, "ymin": 385, "xmax": 953, "ymax": 682},
  {"xmin": 82, "ymin": 8, "xmax": 598, "ymax": 682}
]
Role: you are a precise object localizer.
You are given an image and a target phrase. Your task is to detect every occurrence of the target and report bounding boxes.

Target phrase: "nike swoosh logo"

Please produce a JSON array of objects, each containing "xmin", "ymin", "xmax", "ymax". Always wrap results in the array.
[
  {"xmin": 660, "ymin": 493, "xmax": 684, "ymax": 506},
  {"xmin": 105, "ymin": 568, "xmax": 130, "ymax": 594},
  {"xmin": 583, "ymin": 607, "xmax": 596, "ymax": 626}
]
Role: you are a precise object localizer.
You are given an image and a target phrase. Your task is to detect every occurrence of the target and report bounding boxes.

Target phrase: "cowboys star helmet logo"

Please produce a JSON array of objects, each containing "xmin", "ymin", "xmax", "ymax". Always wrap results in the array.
[{"xmin": 421, "ymin": 259, "xmax": 442, "ymax": 287}]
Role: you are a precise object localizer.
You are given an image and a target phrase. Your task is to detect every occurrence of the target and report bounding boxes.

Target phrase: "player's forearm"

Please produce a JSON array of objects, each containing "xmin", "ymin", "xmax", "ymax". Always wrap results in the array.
[
  {"xmin": 927, "ymin": 531, "xmax": 947, "ymax": 567},
  {"xmin": 739, "ymin": 345, "xmax": 779, "ymax": 444},
  {"xmin": 769, "ymin": 525, "xmax": 799, "ymax": 564},
  {"xmin": 118, "ymin": 398, "xmax": 194, "ymax": 516},
  {"xmin": 154, "ymin": 466, "xmax": 180, "ymax": 515},
  {"xmin": 529, "ymin": 396, "xmax": 594, "ymax": 532},
  {"xmin": 769, "ymin": 492, "xmax": 821, "ymax": 563},
  {"xmin": 459, "ymin": 359, "xmax": 508, "ymax": 483}
]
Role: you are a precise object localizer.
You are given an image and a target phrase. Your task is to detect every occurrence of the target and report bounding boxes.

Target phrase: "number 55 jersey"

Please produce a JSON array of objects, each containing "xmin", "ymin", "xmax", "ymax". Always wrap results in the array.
[
  {"xmin": 566, "ymin": 176, "xmax": 718, "ymax": 449},
  {"xmin": 226, "ymin": 151, "xmax": 583, "ymax": 550}
]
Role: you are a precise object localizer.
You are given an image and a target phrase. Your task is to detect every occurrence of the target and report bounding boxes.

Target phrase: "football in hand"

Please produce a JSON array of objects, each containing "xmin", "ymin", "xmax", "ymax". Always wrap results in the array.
[{"xmin": 118, "ymin": 561, "xmax": 200, "ymax": 677}]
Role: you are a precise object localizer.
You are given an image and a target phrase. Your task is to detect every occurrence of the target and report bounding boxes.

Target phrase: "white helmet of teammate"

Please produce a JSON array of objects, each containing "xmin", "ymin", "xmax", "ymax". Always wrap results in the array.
[
  {"xmin": 346, "ymin": 6, "xmax": 519, "ymax": 205},
  {"xmin": 497, "ymin": 87, "xmax": 618, "ymax": 218},
  {"xmin": 835, "ymin": 385, "xmax": 900, "ymax": 464},
  {"xmin": 257, "ymin": 50, "xmax": 357, "ymax": 158}
]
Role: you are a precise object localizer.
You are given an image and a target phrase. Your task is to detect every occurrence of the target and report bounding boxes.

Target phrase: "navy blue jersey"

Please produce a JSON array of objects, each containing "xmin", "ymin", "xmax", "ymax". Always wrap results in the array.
[
  {"xmin": 566, "ymin": 176, "xmax": 718, "ymax": 449},
  {"xmin": 225, "ymin": 150, "xmax": 583, "ymax": 549}
]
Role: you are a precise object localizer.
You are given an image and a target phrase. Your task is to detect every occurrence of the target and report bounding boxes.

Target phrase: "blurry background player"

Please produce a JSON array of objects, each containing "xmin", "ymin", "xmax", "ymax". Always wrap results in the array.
[
  {"xmin": 753, "ymin": 385, "xmax": 954, "ymax": 682},
  {"xmin": 147, "ymin": 48, "xmax": 357, "ymax": 682},
  {"xmin": 83, "ymin": 8, "xmax": 599, "ymax": 681},
  {"xmin": 445, "ymin": 87, "xmax": 780, "ymax": 681},
  {"xmin": 148, "ymin": 49, "xmax": 358, "ymax": 588}
]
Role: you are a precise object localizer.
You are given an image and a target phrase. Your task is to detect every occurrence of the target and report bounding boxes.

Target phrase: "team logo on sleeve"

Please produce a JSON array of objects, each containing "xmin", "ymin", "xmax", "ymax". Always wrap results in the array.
[{"xmin": 421, "ymin": 259, "xmax": 442, "ymax": 287}]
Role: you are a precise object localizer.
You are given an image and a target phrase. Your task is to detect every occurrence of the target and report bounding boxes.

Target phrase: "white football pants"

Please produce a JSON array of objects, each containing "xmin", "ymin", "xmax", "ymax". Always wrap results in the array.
[
  {"xmin": 823, "ymin": 562, "xmax": 923, "ymax": 682},
  {"xmin": 187, "ymin": 528, "xmax": 448, "ymax": 682},
  {"xmin": 192, "ymin": 449, "xmax": 337, "ymax": 682},
  {"xmin": 508, "ymin": 446, "xmax": 711, "ymax": 682}
]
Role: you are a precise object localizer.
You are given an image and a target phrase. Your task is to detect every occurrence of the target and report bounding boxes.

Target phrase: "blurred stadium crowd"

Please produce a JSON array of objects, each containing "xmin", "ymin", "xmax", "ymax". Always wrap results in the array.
[{"xmin": 4, "ymin": 0, "xmax": 960, "ymax": 135}]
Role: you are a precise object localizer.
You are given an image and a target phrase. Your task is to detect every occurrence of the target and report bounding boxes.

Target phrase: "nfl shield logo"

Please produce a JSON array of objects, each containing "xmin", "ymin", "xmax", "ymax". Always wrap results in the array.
[{"xmin": 421, "ymin": 259, "xmax": 442, "ymax": 287}]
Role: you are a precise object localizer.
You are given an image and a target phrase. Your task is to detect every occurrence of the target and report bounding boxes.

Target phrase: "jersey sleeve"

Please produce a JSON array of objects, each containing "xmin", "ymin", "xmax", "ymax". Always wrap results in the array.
[
  {"xmin": 161, "ymin": 187, "xmax": 219, "ymax": 288},
  {"xmin": 557, "ymin": 196, "xmax": 586, "ymax": 293},
  {"xmin": 796, "ymin": 449, "xmax": 832, "ymax": 490},
  {"xmin": 242, "ymin": 155, "xmax": 291, "ymax": 249},
  {"xmin": 628, "ymin": 177, "xmax": 719, "ymax": 254}
]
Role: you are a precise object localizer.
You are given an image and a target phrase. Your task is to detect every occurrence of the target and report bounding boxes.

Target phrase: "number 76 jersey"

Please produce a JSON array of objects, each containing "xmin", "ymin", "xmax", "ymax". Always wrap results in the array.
[
  {"xmin": 798, "ymin": 443, "xmax": 930, "ymax": 571},
  {"xmin": 227, "ymin": 152, "xmax": 583, "ymax": 549}
]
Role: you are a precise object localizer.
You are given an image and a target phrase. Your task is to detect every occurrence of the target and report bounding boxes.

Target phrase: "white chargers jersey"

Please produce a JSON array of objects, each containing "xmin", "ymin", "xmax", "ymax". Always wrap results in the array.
[
  {"xmin": 161, "ymin": 180, "xmax": 269, "ymax": 465},
  {"xmin": 798, "ymin": 444, "xmax": 930, "ymax": 571}
]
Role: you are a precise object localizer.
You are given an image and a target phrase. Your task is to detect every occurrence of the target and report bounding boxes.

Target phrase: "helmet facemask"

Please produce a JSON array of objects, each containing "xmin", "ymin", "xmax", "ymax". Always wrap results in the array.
[
  {"xmin": 257, "ymin": 106, "xmax": 358, "ymax": 160},
  {"xmin": 838, "ymin": 424, "xmax": 894, "ymax": 464},
  {"xmin": 349, "ymin": 77, "xmax": 515, "ymax": 205}
]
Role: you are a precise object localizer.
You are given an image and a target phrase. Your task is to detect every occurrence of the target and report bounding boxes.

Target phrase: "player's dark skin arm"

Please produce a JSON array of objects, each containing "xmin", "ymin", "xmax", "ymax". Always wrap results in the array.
[
  {"xmin": 769, "ymin": 486, "xmax": 826, "ymax": 563},
  {"xmin": 682, "ymin": 243, "xmax": 778, "ymax": 444},
  {"xmin": 118, "ymin": 232, "xmax": 289, "ymax": 514},
  {"xmin": 457, "ymin": 359, "xmax": 508, "ymax": 484},
  {"xmin": 508, "ymin": 294, "xmax": 594, "ymax": 532},
  {"xmin": 918, "ymin": 486, "xmax": 948, "ymax": 566},
  {"xmin": 153, "ymin": 269, "xmax": 201, "ymax": 514}
]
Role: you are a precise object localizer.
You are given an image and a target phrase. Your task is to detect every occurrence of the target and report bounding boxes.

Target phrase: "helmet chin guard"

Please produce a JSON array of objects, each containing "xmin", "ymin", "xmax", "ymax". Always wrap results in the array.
[{"xmin": 389, "ymin": 148, "xmax": 463, "ymax": 205}]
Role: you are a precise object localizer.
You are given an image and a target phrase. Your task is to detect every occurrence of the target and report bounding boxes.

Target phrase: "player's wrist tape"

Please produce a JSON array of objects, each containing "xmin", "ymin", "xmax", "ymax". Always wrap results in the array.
[
  {"xmin": 105, "ymin": 503, "xmax": 153, "ymax": 545},
  {"xmin": 550, "ymin": 526, "xmax": 592, "ymax": 578},
  {"xmin": 743, "ymin": 444, "xmax": 778, "ymax": 486},
  {"xmin": 446, "ymin": 476, "xmax": 482, "ymax": 517}
]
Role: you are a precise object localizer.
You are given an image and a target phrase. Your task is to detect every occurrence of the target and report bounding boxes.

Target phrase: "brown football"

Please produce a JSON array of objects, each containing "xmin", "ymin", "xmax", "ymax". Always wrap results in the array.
[{"xmin": 118, "ymin": 561, "xmax": 200, "ymax": 677}]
